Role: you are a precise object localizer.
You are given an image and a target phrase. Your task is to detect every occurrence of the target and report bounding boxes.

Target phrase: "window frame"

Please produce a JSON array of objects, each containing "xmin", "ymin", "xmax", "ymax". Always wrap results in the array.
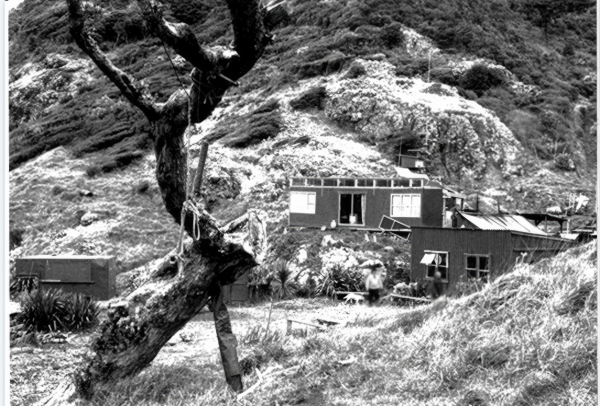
[
  {"xmin": 423, "ymin": 250, "xmax": 449, "ymax": 283},
  {"xmin": 464, "ymin": 254, "xmax": 491, "ymax": 280},
  {"xmin": 289, "ymin": 191, "xmax": 316, "ymax": 214},
  {"xmin": 390, "ymin": 193, "xmax": 421, "ymax": 218}
]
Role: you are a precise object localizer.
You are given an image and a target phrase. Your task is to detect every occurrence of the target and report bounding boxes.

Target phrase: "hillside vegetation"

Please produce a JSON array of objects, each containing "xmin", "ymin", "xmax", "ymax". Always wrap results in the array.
[
  {"xmin": 9, "ymin": 0, "xmax": 596, "ymax": 171},
  {"xmin": 12, "ymin": 242, "xmax": 592, "ymax": 406}
]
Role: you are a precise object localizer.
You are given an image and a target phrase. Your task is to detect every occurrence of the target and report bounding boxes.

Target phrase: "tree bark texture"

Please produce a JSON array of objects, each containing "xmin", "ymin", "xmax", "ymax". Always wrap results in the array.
[{"xmin": 62, "ymin": 0, "xmax": 287, "ymax": 399}]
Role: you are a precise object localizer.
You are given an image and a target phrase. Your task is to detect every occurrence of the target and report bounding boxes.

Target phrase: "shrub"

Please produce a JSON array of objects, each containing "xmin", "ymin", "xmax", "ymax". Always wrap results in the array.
[
  {"xmin": 319, "ymin": 264, "xmax": 364, "ymax": 297},
  {"xmin": 135, "ymin": 180, "xmax": 151, "ymax": 194},
  {"xmin": 289, "ymin": 86, "xmax": 328, "ymax": 110},
  {"xmin": 17, "ymin": 289, "xmax": 99, "ymax": 332},
  {"xmin": 9, "ymin": 228, "xmax": 25, "ymax": 250},
  {"xmin": 10, "ymin": 277, "xmax": 37, "ymax": 297},
  {"xmin": 380, "ymin": 22, "xmax": 405, "ymax": 49},
  {"xmin": 458, "ymin": 64, "xmax": 506, "ymax": 96},
  {"xmin": 271, "ymin": 260, "xmax": 296, "ymax": 299},
  {"xmin": 554, "ymin": 153, "xmax": 575, "ymax": 171},
  {"xmin": 344, "ymin": 62, "xmax": 367, "ymax": 79},
  {"xmin": 85, "ymin": 165, "xmax": 102, "ymax": 178}
]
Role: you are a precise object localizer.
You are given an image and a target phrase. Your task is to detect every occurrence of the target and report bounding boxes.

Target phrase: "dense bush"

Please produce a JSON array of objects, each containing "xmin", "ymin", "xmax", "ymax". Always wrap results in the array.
[
  {"xmin": 554, "ymin": 153, "xmax": 576, "ymax": 171},
  {"xmin": 458, "ymin": 64, "xmax": 506, "ymax": 96},
  {"xmin": 319, "ymin": 264, "xmax": 364, "ymax": 297},
  {"xmin": 289, "ymin": 86, "xmax": 328, "ymax": 110},
  {"xmin": 17, "ymin": 289, "xmax": 99, "ymax": 332},
  {"xmin": 9, "ymin": 228, "xmax": 25, "ymax": 250},
  {"xmin": 379, "ymin": 22, "xmax": 405, "ymax": 49}
]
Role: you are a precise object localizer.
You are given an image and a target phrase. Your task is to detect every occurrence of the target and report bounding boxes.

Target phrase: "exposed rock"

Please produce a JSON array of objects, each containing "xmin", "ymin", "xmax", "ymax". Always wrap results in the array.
[{"xmin": 79, "ymin": 212, "xmax": 100, "ymax": 226}]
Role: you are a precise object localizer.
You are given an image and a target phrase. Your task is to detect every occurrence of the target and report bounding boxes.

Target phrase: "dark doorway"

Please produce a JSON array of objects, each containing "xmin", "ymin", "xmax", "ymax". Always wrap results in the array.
[{"xmin": 339, "ymin": 194, "xmax": 364, "ymax": 225}]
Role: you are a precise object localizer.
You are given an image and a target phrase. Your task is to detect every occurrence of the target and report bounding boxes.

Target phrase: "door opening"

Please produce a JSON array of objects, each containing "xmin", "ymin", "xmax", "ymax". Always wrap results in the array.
[{"xmin": 339, "ymin": 194, "xmax": 364, "ymax": 225}]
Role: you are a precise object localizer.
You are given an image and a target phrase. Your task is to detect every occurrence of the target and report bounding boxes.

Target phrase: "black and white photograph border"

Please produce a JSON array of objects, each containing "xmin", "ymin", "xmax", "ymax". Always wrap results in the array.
[{"xmin": 5, "ymin": 0, "xmax": 598, "ymax": 405}]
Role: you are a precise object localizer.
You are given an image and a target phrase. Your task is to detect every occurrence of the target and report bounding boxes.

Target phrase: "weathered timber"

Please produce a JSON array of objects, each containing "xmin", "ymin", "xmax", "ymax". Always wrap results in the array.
[{"xmin": 37, "ymin": 0, "xmax": 291, "ymax": 403}]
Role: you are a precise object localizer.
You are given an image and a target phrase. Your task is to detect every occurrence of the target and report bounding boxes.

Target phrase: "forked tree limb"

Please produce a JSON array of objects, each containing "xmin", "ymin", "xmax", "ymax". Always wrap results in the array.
[
  {"xmin": 54, "ymin": 0, "xmax": 287, "ymax": 400},
  {"xmin": 67, "ymin": 0, "xmax": 159, "ymax": 122}
]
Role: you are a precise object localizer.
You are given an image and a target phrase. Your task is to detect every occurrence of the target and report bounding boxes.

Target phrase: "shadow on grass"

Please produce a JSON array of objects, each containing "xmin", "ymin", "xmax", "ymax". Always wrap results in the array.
[{"xmin": 91, "ymin": 363, "xmax": 223, "ymax": 405}]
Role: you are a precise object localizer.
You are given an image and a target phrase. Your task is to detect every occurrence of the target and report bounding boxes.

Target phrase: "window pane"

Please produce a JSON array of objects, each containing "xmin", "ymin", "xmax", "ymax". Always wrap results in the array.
[
  {"xmin": 412, "ymin": 195, "xmax": 421, "ymax": 216},
  {"xmin": 466, "ymin": 256, "xmax": 476, "ymax": 269},
  {"xmin": 411, "ymin": 179, "xmax": 423, "ymax": 187},
  {"xmin": 427, "ymin": 266, "xmax": 436, "ymax": 278},
  {"xmin": 479, "ymin": 257, "xmax": 488, "ymax": 270},
  {"xmin": 395, "ymin": 179, "xmax": 410, "ymax": 187},
  {"xmin": 467, "ymin": 270, "xmax": 478, "ymax": 279},
  {"xmin": 439, "ymin": 268, "xmax": 447, "ymax": 280},
  {"xmin": 323, "ymin": 179, "xmax": 337, "ymax": 186},
  {"xmin": 339, "ymin": 179, "xmax": 355, "ymax": 187},
  {"xmin": 438, "ymin": 254, "xmax": 447, "ymax": 267},
  {"xmin": 306, "ymin": 178, "xmax": 322, "ymax": 186},
  {"xmin": 376, "ymin": 179, "xmax": 390, "ymax": 187},
  {"xmin": 290, "ymin": 192, "xmax": 316, "ymax": 214},
  {"xmin": 292, "ymin": 178, "xmax": 305, "ymax": 186}
]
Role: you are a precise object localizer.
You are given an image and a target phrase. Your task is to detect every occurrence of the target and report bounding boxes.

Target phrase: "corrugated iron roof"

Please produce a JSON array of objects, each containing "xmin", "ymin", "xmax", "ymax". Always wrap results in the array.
[{"xmin": 459, "ymin": 212, "xmax": 549, "ymax": 236}]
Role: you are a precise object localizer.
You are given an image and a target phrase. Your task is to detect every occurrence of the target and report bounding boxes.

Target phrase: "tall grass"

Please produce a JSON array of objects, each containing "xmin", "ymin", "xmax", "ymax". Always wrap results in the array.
[{"xmin": 79, "ymin": 243, "xmax": 596, "ymax": 405}]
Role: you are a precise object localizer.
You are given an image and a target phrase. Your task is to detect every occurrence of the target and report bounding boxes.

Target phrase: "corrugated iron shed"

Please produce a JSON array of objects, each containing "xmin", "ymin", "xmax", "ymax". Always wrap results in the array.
[{"xmin": 459, "ymin": 212, "xmax": 549, "ymax": 236}]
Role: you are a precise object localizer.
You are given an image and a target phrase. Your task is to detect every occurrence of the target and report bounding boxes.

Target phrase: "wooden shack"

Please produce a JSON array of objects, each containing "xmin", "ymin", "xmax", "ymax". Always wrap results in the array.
[
  {"xmin": 288, "ymin": 177, "xmax": 443, "ymax": 232},
  {"xmin": 15, "ymin": 255, "xmax": 117, "ymax": 301},
  {"xmin": 222, "ymin": 270, "xmax": 250, "ymax": 303},
  {"xmin": 411, "ymin": 212, "xmax": 578, "ymax": 291}
]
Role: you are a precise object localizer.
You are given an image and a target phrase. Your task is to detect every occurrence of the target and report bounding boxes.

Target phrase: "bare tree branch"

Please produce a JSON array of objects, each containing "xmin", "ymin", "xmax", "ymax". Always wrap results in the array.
[
  {"xmin": 138, "ymin": 0, "xmax": 233, "ymax": 73},
  {"xmin": 67, "ymin": 0, "xmax": 159, "ymax": 122},
  {"xmin": 224, "ymin": 0, "xmax": 270, "ymax": 75}
]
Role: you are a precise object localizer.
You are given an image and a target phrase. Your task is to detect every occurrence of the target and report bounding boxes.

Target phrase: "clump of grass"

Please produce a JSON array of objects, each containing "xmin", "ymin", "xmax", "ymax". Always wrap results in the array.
[{"xmin": 17, "ymin": 289, "xmax": 99, "ymax": 332}]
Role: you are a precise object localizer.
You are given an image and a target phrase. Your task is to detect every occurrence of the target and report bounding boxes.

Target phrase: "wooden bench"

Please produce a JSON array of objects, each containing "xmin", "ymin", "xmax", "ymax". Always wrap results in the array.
[
  {"xmin": 286, "ymin": 318, "xmax": 326, "ymax": 335},
  {"xmin": 385, "ymin": 293, "xmax": 431, "ymax": 303}
]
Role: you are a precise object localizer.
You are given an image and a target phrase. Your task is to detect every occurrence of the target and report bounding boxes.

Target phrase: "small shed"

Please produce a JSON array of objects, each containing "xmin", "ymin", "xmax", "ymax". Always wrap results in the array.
[
  {"xmin": 288, "ymin": 176, "xmax": 444, "ymax": 231},
  {"xmin": 222, "ymin": 270, "xmax": 250, "ymax": 303},
  {"xmin": 15, "ymin": 255, "xmax": 117, "ymax": 301},
  {"xmin": 411, "ymin": 212, "xmax": 578, "ymax": 291}
]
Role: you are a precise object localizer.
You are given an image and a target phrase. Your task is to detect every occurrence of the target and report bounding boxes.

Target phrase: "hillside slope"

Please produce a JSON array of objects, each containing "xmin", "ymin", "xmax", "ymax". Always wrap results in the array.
[
  {"xmin": 11, "ymin": 242, "xmax": 595, "ymax": 405},
  {"xmin": 8, "ymin": 0, "xmax": 597, "ymax": 273}
]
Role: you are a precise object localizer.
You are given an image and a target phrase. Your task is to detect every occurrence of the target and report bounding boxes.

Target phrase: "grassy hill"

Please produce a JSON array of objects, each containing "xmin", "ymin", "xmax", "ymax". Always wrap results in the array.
[
  {"xmin": 11, "ymin": 242, "xmax": 596, "ymax": 406},
  {"xmin": 9, "ymin": 0, "xmax": 596, "ymax": 171}
]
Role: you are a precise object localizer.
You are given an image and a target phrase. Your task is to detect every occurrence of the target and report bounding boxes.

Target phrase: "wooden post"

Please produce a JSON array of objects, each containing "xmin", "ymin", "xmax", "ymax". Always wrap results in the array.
[
  {"xmin": 442, "ymin": 197, "xmax": 446, "ymax": 227},
  {"xmin": 191, "ymin": 141, "xmax": 209, "ymax": 199}
]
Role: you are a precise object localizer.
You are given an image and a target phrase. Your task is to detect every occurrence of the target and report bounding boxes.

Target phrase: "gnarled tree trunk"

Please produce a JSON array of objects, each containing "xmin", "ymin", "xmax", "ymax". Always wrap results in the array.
[{"xmin": 34, "ymin": 0, "xmax": 289, "ymax": 403}]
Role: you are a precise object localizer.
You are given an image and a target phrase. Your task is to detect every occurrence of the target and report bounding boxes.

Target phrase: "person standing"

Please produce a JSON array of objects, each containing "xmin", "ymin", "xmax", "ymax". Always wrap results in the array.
[{"xmin": 364, "ymin": 261, "xmax": 384, "ymax": 306}]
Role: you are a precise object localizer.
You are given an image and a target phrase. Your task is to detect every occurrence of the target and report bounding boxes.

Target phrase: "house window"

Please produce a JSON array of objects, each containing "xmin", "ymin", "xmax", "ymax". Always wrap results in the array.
[
  {"xmin": 323, "ymin": 179, "xmax": 337, "ymax": 186},
  {"xmin": 357, "ymin": 179, "xmax": 374, "ymax": 187},
  {"xmin": 375, "ymin": 179, "xmax": 391, "ymax": 187},
  {"xmin": 306, "ymin": 178, "xmax": 322, "ymax": 186},
  {"xmin": 339, "ymin": 193, "xmax": 365, "ymax": 225},
  {"xmin": 421, "ymin": 251, "xmax": 448, "ymax": 282},
  {"xmin": 465, "ymin": 255, "xmax": 490, "ymax": 281},
  {"xmin": 290, "ymin": 192, "xmax": 316, "ymax": 214},
  {"xmin": 338, "ymin": 179, "xmax": 355, "ymax": 187},
  {"xmin": 391, "ymin": 194, "xmax": 421, "ymax": 217},
  {"xmin": 291, "ymin": 178, "xmax": 305, "ymax": 186},
  {"xmin": 394, "ymin": 178, "xmax": 411, "ymax": 187},
  {"xmin": 411, "ymin": 179, "xmax": 423, "ymax": 187}
]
